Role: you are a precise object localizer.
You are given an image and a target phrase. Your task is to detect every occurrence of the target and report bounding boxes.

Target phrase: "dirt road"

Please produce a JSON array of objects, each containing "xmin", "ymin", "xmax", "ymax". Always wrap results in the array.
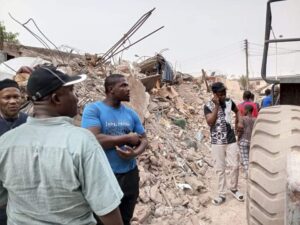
[{"xmin": 204, "ymin": 168, "xmax": 247, "ymax": 225}]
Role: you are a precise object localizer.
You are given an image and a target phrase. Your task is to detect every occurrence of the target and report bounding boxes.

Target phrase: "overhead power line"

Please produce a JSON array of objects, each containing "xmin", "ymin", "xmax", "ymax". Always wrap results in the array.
[{"xmin": 248, "ymin": 41, "xmax": 300, "ymax": 52}]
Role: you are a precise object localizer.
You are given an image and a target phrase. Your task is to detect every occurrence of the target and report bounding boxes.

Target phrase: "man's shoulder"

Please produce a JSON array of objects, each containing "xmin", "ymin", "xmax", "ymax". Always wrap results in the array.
[
  {"xmin": 204, "ymin": 100, "xmax": 214, "ymax": 108},
  {"xmin": 122, "ymin": 104, "xmax": 138, "ymax": 115},
  {"xmin": 82, "ymin": 101, "xmax": 103, "ymax": 116},
  {"xmin": 19, "ymin": 111, "xmax": 28, "ymax": 117},
  {"xmin": 0, "ymin": 123, "xmax": 27, "ymax": 146},
  {"xmin": 49, "ymin": 125, "xmax": 100, "ymax": 154},
  {"xmin": 85, "ymin": 101, "xmax": 102, "ymax": 109},
  {"xmin": 247, "ymin": 101, "xmax": 258, "ymax": 109},
  {"xmin": 19, "ymin": 112, "xmax": 28, "ymax": 121},
  {"xmin": 226, "ymin": 98, "xmax": 235, "ymax": 104},
  {"xmin": 263, "ymin": 95, "xmax": 272, "ymax": 101},
  {"xmin": 204, "ymin": 100, "xmax": 214, "ymax": 114}
]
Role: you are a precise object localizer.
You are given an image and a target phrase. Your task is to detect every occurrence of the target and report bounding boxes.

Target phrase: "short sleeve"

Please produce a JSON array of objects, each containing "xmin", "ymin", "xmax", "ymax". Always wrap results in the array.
[
  {"xmin": 81, "ymin": 103, "xmax": 101, "ymax": 128},
  {"xmin": 231, "ymin": 100, "xmax": 238, "ymax": 112},
  {"xmin": 204, "ymin": 105, "xmax": 212, "ymax": 115},
  {"xmin": 131, "ymin": 110, "xmax": 145, "ymax": 135},
  {"xmin": 79, "ymin": 137, "xmax": 123, "ymax": 216},
  {"xmin": 0, "ymin": 181, "xmax": 7, "ymax": 206}
]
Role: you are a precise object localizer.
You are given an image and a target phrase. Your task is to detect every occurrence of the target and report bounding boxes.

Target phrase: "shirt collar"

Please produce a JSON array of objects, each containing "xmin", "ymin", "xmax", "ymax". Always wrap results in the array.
[{"xmin": 27, "ymin": 116, "xmax": 74, "ymax": 126}]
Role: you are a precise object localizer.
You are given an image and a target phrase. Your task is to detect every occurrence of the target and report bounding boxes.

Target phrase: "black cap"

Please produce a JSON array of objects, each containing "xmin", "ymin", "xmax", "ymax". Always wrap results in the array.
[
  {"xmin": 0, "ymin": 79, "xmax": 19, "ymax": 91},
  {"xmin": 27, "ymin": 66, "xmax": 86, "ymax": 101},
  {"xmin": 211, "ymin": 82, "xmax": 226, "ymax": 93}
]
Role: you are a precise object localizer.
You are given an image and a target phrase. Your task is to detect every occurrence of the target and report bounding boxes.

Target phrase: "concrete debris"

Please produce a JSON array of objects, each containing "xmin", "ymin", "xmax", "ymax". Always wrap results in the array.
[
  {"xmin": 177, "ymin": 183, "xmax": 193, "ymax": 190},
  {"xmin": 129, "ymin": 76, "xmax": 218, "ymax": 225},
  {"xmin": 157, "ymin": 85, "xmax": 178, "ymax": 99},
  {"xmin": 132, "ymin": 205, "xmax": 152, "ymax": 224},
  {"xmin": 127, "ymin": 75, "xmax": 150, "ymax": 123}
]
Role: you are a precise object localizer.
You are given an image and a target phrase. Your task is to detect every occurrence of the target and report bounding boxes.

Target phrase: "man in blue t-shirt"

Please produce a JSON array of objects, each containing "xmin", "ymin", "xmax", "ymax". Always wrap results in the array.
[
  {"xmin": 82, "ymin": 74, "xmax": 148, "ymax": 225},
  {"xmin": 261, "ymin": 88, "xmax": 272, "ymax": 108}
]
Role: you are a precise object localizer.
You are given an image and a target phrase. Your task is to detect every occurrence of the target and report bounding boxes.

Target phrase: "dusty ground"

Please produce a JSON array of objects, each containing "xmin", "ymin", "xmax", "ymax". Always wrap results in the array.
[{"xmin": 204, "ymin": 168, "xmax": 247, "ymax": 225}]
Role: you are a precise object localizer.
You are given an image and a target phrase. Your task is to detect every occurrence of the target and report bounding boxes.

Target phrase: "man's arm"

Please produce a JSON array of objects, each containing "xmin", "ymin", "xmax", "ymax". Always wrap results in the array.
[
  {"xmin": 116, "ymin": 133, "xmax": 148, "ymax": 159},
  {"xmin": 98, "ymin": 208, "xmax": 123, "ymax": 225},
  {"xmin": 87, "ymin": 127, "xmax": 140, "ymax": 150},
  {"xmin": 237, "ymin": 117, "xmax": 244, "ymax": 141},
  {"xmin": 115, "ymin": 110, "xmax": 148, "ymax": 159},
  {"xmin": 79, "ymin": 134, "xmax": 124, "ymax": 225},
  {"xmin": 205, "ymin": 95, "xmax": 221, "ymax": 127},
  {"xmin": 133, "ymin": 133, "xmax": 148, "ymax": 156},
  {"xmin": 232, "ymin": 102, "xmax": 243, "ymax": 132},
  {"xmin": 205, "ymin": 105, "xmax": 219, "ymax": 127}
]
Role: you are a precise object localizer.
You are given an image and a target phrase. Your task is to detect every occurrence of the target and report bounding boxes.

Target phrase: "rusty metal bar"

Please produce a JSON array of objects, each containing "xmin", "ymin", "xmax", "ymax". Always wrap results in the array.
[
  {"xmin": 103, "ymin": 25, "xmax": 164, "ymax": 62},
  {"xmin": 101, "ymin": 8, "xmax": 156, "ymax": 61}
]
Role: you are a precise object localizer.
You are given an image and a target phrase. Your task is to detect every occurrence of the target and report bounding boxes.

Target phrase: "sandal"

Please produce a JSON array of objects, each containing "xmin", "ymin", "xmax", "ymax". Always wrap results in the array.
[
  {"xmin": 211, "ymin": 196, "xmax": 226, "ymax": 205},
  {"xmin": 230, "ymin": 189, "xmax": 244, "ymax": 202}
]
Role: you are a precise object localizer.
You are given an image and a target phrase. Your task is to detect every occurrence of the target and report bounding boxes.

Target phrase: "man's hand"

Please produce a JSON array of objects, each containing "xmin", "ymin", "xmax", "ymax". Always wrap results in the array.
[
  {"xmin": 212, "ymin": 94, "xmax": 220, "ymax": 106},
  {"xmin": 126, "ymin": 133, "xmax": 141, "ymax": 146},
  {"xmin": 236, "ymin": 122, "xmax": 243, "ymax": 133},
  {"xmin": 116, "ymin": 145, "xmax": 137, "ymax": 160}
]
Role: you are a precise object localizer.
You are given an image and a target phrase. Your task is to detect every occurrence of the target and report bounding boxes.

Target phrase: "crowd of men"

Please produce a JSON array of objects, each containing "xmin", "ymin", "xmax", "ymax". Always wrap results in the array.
[
  {"xmin": 204, "ymin": 81, "xmax": 278, "ymax": 206},
  {"xmin": 0, "ymin": 66, "xmax": 279, "ymax": 224},
  {"xmin": 0, "ymin": 65, "xmax": 148, "ymax": 225}
]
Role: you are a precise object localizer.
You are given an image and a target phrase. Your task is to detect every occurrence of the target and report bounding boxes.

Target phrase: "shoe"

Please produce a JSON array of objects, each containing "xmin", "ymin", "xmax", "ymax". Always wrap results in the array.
[
  {"xmin": 230, "ymin": 189, "xmax": 244, "ymax": 202},
  {"xmin": 211, "ymin": 196, "xmax": 226, "ymax": 205}
]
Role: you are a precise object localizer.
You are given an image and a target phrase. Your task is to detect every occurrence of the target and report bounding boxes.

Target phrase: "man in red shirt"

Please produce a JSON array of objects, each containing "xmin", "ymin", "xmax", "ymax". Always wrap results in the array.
[{"xmin": 238, "ymin": 91, "xmax": 258, "ymax": 117}]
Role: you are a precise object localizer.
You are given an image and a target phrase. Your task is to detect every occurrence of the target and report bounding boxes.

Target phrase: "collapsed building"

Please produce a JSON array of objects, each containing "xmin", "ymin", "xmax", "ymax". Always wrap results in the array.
[{"xmin": 0, "ymin": 9, "xmax": 245, "ymax": 224}]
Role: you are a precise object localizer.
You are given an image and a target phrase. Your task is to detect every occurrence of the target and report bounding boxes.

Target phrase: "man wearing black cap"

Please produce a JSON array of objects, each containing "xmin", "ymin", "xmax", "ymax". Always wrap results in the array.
[
  {"xmin": 0, "ymin": 79, "xmax": 28, "ymax": 224},
  {"xmin": 0, "ymin": 66, "xmax": 124, "ymax": 225},
  {"xmin": 204, "ymin": 82, "xmax": 244, "ymax": 205}
]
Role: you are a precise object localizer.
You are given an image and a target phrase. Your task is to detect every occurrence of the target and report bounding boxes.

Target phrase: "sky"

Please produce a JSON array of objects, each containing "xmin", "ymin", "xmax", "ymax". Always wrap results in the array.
[{"xmin": 1, "ymin": 0, "xmax": 300, "ymax": 77}]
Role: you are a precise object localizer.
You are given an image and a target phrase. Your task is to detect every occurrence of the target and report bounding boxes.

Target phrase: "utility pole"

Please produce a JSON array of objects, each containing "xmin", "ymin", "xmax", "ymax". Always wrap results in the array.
[
  {"xmin": 0, "ymin": 26, "xmax": 3, "ymax": 50},
  {"xmin": 244, "ymin": 39, "xmax": 249, "ymax": 90}
]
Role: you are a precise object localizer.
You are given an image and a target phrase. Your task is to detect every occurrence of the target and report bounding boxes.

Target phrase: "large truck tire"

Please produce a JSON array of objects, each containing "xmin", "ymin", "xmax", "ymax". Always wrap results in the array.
[{"xmin": 247, "ymin": 105, "xmax": 300, "ymax": 225}]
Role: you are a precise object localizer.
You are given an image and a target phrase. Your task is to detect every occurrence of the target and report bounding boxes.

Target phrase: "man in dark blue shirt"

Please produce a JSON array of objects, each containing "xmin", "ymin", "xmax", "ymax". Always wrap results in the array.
[
  {"xmin": 0, "ymin": 79, "xmax": 28, "ymax": 224},
  {"xmin": 0, "ymin": 79, "xmax": 28, "ymax": 135}
]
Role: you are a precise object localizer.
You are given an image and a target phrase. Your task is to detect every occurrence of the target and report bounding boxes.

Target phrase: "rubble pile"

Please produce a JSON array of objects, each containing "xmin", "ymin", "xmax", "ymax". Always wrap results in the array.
[{"xmin": 133, "ymin": 81, "xmax": 214, "ymax": 225}]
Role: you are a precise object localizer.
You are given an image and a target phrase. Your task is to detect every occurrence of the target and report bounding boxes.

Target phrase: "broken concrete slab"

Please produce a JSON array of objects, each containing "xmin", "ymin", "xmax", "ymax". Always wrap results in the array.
[{"xmin": 127, "ymin": 75, "xmax": 150, "ymax": 123}]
